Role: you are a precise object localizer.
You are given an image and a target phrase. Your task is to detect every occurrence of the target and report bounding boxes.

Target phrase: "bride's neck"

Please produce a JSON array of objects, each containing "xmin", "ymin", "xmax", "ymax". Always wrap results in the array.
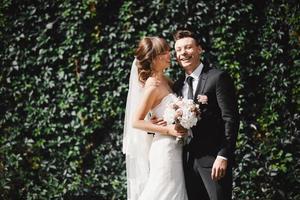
[{"xmin": 152, "ymin": 70, "xmax": 164, "ymax": 80}]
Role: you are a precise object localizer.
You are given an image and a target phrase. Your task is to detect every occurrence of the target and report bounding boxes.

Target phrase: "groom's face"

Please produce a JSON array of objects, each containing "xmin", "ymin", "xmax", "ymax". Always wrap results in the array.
[{"xmin": 174, "ymin": 37, "xmax": 202, "ymax": 74}]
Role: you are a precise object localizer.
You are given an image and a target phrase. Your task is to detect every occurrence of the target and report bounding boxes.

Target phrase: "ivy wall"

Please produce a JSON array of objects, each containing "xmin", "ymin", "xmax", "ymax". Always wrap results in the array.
[{"xmin": 0, "ymin": 0, "xmax": 299, "ymax": 199}]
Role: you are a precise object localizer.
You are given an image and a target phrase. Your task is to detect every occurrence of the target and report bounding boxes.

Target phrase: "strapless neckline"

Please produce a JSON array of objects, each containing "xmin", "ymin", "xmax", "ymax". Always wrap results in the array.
[{"xmin": 152, "ymin": 93, "xmax": 174, "ymax": 110}]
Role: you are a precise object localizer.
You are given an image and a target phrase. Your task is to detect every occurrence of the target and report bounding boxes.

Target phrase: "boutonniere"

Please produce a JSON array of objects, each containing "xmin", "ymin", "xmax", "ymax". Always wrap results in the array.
[{"xmin": 197, "ymin": 95, "xmax": 208, "ymax": 105}]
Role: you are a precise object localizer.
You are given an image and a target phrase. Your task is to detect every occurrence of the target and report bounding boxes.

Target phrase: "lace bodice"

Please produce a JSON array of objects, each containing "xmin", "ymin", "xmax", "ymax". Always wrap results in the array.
[{"xmin": 151, "ymin": 93, "xmax": 177, "ymax": 118}]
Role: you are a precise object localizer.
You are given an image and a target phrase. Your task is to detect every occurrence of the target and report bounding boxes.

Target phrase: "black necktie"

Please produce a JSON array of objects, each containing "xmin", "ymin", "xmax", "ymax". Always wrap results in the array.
[{"xmin": 186, "ymin": 76, "xmax": 194, "ymax": 99}]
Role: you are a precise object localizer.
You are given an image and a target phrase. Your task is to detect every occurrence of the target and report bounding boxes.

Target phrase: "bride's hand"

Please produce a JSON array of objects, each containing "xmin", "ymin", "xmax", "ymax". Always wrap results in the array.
[{"xmin": 166, "ymin": 125, "xmax": 187, "ymax": 137}]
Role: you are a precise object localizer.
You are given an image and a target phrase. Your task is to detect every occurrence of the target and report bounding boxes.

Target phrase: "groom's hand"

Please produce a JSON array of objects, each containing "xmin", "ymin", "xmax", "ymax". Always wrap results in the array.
[
  {"xmin": 150, "ymin": 115, "xmax": 167, "ymax": 126},
  {"xmin": 211, "ymin": 157, "xmax": 228, "ymax": 181},
  {"xmin": 146, "ymin": 78, "xmax": 161, "ymax": 87}
]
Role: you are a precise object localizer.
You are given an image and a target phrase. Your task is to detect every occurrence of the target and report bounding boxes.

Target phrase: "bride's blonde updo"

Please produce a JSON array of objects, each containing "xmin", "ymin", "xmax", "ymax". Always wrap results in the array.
[{"xmin": 134, "ymin": 37, "xmax": 170, "ymax": 84}]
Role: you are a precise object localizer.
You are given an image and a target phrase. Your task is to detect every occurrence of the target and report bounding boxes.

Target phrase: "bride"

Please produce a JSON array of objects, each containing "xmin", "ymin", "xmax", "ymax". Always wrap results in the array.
[{"xmin": 123, "ymin": 36, "xmax": 188, "ymax": 200}]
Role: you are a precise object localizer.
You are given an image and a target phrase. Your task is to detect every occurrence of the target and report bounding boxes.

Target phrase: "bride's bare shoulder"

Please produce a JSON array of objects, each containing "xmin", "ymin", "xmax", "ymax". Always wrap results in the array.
[{"xmin": 144, "ymin": 77, "xmax": 160, "ymax": 88}]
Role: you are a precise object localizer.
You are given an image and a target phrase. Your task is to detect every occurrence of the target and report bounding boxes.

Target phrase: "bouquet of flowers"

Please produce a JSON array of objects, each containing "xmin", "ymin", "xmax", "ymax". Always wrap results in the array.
[{"xmin": 163, "ymin": 97, "xmax": 201, "ymax": 144}]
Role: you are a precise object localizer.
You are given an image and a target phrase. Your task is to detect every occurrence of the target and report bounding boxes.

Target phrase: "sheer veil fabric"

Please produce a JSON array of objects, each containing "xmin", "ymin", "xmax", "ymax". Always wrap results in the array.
[{"xmin": 122, "ymin": 59, "xmax": 153, "ymax": 200}]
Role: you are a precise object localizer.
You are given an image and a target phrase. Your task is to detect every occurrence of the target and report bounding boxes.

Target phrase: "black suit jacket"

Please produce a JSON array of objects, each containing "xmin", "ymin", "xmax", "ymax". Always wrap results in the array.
[{"xmin": 173, "ymin": 62, "xmax": 240, "ymax": 167}]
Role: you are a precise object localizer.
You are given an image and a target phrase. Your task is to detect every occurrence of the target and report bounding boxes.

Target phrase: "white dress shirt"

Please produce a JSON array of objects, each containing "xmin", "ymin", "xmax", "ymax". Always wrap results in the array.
[
  {"xmin": 181, "ymin": 63, "xmax": 227, "ymax": 161},
  {"xmin": 182, "ymin": 63, "xmax": 203, "ymax": 99}
]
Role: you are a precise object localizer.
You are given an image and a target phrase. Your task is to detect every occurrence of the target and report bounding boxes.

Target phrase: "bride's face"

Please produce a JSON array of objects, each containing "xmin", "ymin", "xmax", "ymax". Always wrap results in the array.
[{"xmin": 153, "ymin": 51, "xmax": 171, "ymax": 70}]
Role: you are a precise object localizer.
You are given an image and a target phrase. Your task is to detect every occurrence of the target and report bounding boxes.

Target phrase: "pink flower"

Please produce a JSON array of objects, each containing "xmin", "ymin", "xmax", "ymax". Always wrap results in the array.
[
  {"xmin": 172, "ymin": 103, "xmax": 179, "ymax": 110},
  {"xmin": 175, "ymin": 109, "xmax": 183, "ymax": 118},
  {"xmin": 197, "ymin": 95, "xmax": 208, "ymax": 104},
  {"xmin": 175, "ymin": 98, "xmax": 184, "ymax": 107}
]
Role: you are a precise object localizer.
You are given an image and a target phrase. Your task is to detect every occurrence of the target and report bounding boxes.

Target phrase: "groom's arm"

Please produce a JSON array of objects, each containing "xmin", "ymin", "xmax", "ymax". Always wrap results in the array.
[{"xmin": 216, "ymin": 71, "xmax": 240, "ymax": 160}]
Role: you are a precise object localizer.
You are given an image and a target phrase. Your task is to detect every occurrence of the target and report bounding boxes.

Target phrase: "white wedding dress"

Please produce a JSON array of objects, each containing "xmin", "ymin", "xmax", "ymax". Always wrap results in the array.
[{"xmin": 138, "ymin": 93, "xmax": 188, "ymax": 200}]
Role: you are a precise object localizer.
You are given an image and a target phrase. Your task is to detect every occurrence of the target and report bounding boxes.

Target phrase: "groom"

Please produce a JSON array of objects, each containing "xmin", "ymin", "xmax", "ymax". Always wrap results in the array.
[{"xmin": 172, "ymin": 29, "xmax": 240, "ymax": 200}]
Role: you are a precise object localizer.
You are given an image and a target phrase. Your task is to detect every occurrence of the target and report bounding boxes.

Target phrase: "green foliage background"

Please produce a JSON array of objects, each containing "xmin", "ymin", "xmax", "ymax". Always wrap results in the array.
[{"xmin": 0, "ymin": 0, "xmax": 299, "ymax": 199}]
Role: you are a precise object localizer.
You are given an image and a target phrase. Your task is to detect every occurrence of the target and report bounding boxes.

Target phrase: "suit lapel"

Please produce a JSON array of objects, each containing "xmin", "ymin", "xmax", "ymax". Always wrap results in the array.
[{"xmin": 193, "ymin": 63, "xmax": 209, "ymax": 101}]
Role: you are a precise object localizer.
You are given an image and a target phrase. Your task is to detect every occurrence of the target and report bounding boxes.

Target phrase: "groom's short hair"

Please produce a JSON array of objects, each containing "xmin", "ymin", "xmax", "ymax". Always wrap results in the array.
[{"xmin": 173, "ymin": 29, "xmax": 201, "ymax": 47}]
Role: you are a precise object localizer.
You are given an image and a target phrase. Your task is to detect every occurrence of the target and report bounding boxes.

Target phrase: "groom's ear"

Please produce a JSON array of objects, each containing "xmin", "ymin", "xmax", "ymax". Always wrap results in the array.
[{"xmin": 198, "ymin": 45, "xmax": 203, "ymax": 54}]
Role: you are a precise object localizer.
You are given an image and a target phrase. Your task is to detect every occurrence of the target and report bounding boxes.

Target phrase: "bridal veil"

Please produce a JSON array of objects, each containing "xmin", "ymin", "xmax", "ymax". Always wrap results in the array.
[{"xmin": 122, "ymin": 59, "xmax": 153, "ymax": 200}]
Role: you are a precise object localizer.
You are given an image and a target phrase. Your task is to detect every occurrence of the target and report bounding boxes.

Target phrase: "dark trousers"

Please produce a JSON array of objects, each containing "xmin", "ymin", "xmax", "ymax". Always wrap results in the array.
[{"xmin": 183, "ymin": 148, "xmax": 232, "ymax": 200}]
